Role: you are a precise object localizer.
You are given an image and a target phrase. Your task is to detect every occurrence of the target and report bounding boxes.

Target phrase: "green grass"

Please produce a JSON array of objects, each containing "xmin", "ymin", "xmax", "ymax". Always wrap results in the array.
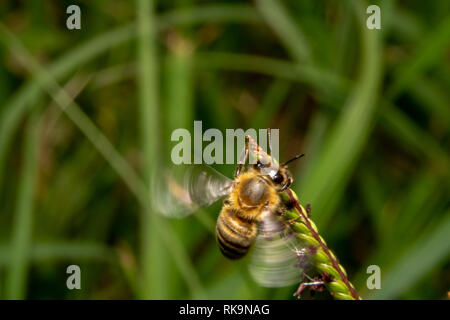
[
  {"xmin": 296, "ymin": 0, "xmax": 382, "ymax": 230},
  {"xmin": 5, "ymin": 107, "xmax": 40, "ymax": 299},
  {"xmin": 0, "ymin": 0, "xmax": 448, "ymax": 299},
  {"xmin": 136, "ymin": 0, "xmax": 164, "ymax": 300}
]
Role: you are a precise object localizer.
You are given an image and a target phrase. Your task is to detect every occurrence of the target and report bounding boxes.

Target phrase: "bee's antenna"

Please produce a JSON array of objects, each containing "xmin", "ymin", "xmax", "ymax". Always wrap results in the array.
[
  {"xmin": 268, "ymin": 128, "xmax": 272, "ymax": 156},
  {"xmin": 282, "ymin": 153, "xmax": 305, "ymax": 166}
]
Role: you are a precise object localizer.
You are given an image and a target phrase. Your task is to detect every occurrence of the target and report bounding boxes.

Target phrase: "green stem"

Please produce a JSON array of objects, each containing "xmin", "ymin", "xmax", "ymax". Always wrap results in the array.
[
  {"xmin": 282, "ymin": 189, "xmax": 361, "ymax": 300},
  {"xmin": 6, "ymin": 109, "xmax": 40, "ymax": 299},
  {"xmin": 136, "ymin": 0, "xmax": 167, "ymax": 299}
]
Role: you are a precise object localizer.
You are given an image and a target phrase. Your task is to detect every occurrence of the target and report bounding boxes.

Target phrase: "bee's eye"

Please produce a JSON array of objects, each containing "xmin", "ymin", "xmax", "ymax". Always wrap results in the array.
[{"xmin": 273, "ymin": 172, "xmax": 284, "ymax": 184}]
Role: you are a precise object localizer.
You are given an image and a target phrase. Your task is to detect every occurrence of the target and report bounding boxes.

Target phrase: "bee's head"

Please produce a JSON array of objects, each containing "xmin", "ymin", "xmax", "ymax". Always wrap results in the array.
[{"xmin": 253, "ymin": 153, "xmax": 304, "ymax": 192}]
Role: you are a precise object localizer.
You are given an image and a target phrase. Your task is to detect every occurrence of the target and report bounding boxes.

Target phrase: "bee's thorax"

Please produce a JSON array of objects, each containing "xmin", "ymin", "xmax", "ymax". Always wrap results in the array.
[{"xmin": 229, "ymin": 172, "xmax": 280, "ymax": 222}]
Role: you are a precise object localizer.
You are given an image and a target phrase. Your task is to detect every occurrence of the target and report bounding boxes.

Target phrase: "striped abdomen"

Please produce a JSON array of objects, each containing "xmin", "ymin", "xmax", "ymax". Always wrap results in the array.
[{"xmin": 216, "ymin": 206, "xmax": 257, "ymax": 259}]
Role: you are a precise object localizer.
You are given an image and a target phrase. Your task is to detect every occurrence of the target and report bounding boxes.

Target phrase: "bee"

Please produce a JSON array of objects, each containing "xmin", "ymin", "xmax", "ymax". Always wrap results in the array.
[
  {"xmin": 152, "ymin": 132, "xmax": 312, "ymax": 288},
  {"xmin": 216, "ymin": 135, "xmax": 303, "ymax": 259}
]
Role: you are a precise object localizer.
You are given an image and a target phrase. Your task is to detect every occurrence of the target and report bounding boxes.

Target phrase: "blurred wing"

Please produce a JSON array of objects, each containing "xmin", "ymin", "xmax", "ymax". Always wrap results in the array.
[
  {"xmin": 249, "ymin": 211, "xmax": 310, "ymax": 287},
  {"xmin": 151, "ymin": 164, "xmax": 233, "ymax": 218}
]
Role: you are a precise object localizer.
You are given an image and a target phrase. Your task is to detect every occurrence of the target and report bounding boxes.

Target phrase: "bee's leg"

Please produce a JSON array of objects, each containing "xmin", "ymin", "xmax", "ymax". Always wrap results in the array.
[
  {"xmin": 286, "ymin": 215, "xmax": 302, "ymax": 225},
  {"xmin": 293, "ymin": 281, "xmax": 325, "ymax": 299},
  {"xmin": 293, "ymin": 273, "xmax": 325, "ymax": 299},
  {"xmin": 275, "ymin": 205, "xmax": 286, "ymax": 217},
  {"xmin": 234, "ymin": 136, "xmax": 249, "ymax": 178}
]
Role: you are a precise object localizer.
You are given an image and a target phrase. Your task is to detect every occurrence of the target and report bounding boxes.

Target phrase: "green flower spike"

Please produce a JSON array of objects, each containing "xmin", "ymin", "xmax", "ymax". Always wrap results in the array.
[{"xmin": 281, "ymin": 189, "xmax": 361, "ymax": 300}]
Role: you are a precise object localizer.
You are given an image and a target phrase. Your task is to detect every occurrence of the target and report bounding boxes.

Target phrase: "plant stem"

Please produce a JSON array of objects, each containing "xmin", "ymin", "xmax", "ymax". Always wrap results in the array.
[
  {"xmin": 136, "ymin": 0, "xmax": 167, "ymax": 299},
  {"xmin": 282, "ymin": 189, "xmax": 361, "ymax": 300},
  {"xmin": 6, "ymin": 108, "xmax": 40, "ymax": 299}
]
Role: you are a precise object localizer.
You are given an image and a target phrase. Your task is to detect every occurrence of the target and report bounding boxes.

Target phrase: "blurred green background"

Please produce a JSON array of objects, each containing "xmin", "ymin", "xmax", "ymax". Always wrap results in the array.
[{"xmin": 0, "ymin": 0, "xmax": 449, "ymax": 300}]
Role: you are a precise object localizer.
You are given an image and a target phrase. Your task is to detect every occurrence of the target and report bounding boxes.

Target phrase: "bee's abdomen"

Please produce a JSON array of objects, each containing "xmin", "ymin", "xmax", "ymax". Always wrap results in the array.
[{"xmin": 216, "ymin": 206, "xmax": 257, "ymax": 259}]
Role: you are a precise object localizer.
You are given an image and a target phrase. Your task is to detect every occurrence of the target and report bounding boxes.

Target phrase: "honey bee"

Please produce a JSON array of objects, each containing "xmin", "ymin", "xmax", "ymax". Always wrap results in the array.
[
  {"xmin": 215, "ymin": 136, "xmax": 303, "ymax": 260},
  {"xmin": 152, "ymin": 132, "xmax": 311, "ymax": 288}
]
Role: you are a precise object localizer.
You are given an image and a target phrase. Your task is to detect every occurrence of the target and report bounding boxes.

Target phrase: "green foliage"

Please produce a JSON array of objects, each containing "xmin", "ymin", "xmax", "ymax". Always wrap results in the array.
[{"xmin": 0, "ymin": 0, "xmax": 448, "ymax": 299}]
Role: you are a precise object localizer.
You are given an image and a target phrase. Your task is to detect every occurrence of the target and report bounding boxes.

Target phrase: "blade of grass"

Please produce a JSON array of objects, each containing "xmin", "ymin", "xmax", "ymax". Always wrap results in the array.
[
  {"xmin": 332, "ymin": 0, "xmax": 353, "ymax": 74},
  {"xmin": 294, "ymin": 112, "xmax": 329, "ymax": 183},
  {"xmin": 156, "ymin": 218, "xmax": 205, "ymax": 299},
  {"xmin": 164, "ymin": 34, "xmax": 194, "ymax": 140},
  {"xmin": 89, "ymin": 62, "xmax": 137, "ymax": 90},
  {"xmin": 5, "ymin": 107, "xmax": 40, "ymax": 299},
  {"xmin": 164, "ymin": 32, "xmax": 194, "ymax": 297},
  {"xmin": 255, "ymin": 0, "xmax": 311, "ymax": 63},
  {"xmin": 136, "ymin": 0, "xmax": 168, "ymax": 300}
]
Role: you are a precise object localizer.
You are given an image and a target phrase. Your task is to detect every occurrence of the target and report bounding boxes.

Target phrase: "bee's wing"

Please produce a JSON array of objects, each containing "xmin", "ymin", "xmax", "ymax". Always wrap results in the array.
[
  {"xmin": 151, "ymin": 164, "xmax": 233, "ymax": 218},
  {"xmin": 249, "ymin": 211, "xmax": 311, "ymax": 288}
]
